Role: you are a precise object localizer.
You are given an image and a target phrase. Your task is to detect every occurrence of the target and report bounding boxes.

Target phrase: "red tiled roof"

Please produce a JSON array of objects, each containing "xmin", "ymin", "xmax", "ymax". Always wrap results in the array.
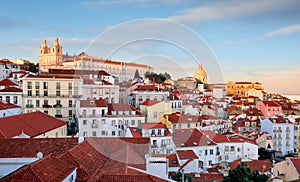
[
  {"xmin": 0, "ymin": 138, "xmax": 78, "ymax": 158},
  {"xmin": 0, "ymin": 78, "xmax": 17, "ymax": 86},
  {"xmin": 0, "ymin": 101, "xmax": 20, "ymax": 110},
  {"xmin": 107, "ymin": 103, "xmax": 143, "ymax": 115},
  {"xmin": 102, "ymin": 79, "xmax": 112, "ymax": 85},
  {"xmin": 229, "ymin": 159, "xmax": 273, "ymax": 173},
  {"xmin": 129, "ymin": 127, "xmax": 142, "ymax": 137},
  {"xmin": 141, "ymin": 100, "xmax": 160, "ymax": 106},
  {"xmin": 141, "ymin": 122, "xmax": 165, "ymax": 129},
  {"xmin": 168, "ymin": 154, "xmax": 179, "ymax": 167},
  {"xmin": 59, "ymin": 137, "xmax": 150, "ymax": 181},
  {"xmin": 0, "ymin": 87, "xmax": 22, "ymax": 92},
  {"xmin": 0, "ymin": 112, "xmax": 66, "ymax": 138},
  {"xmin": 80, "ymin": 99, "xmax": 107, "ymax": 107},
  {"xmin": 289, "ymin": 158, "xmax": 300, "ymax": 175},
  {"xmin": 201, "ymin": 130, "xmax": 229, "ymax": 143},
  {"xmin": 176, "ymin": 150, "xmax": 198, "ymax": 160},
  {"xmin": 167, "ymin": 113, "xmax": 201, "ymax": 124},
  {"xmin": 172, "ymin": 128, "xmax": 216, "ymax": 147},
  {"xmin": 135, "ymin": 85, "xmax": 158, "ymax": 91},
  {"xmin": 193, "ymin": 173, "xmax": 224, "ymax": 182},
  {"xmin": 1, "ymin": 155, "xmax": 77, "ymax": 182},
  {"xmin": 95, "ymin": 173, "xmax": 169, "ymax": 182},
  {"xmin": 262, "ymin": 101, "xmax": 281, "ymax": 107}
]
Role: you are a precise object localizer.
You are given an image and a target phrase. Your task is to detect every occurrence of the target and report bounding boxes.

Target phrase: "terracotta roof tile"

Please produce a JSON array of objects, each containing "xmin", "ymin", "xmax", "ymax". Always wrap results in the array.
[
  {"xmin": 80, "ymin": 99, "xmax": 107, "ymax": 107},
  {"xmin": 176, "ymin": 150, "xmax": 198, "ymax": 160},
  {"xmin": 129, "ymin": 127, "xmax": 142, "ymax": 137},
  {"xmin": 141, "ymin": 100, "xmax": 160, "ymax": 106},
  {"xmin": 172, "ymin": 128, "xmax": 216, "ymax": 147},
  {"xmin": 289, "ymin": 158, "xmax": 300, "ymax": 175},
  {"xmin": 192, "ymin": 173, "xmax": 224, "ymax": 182},
  {"xmin": 107, "ymin": 103, "xmax": 143, "ymax": 115},
  {"xmin": 0, "ymin": 87, "xmax": 22, "ymax": 92},
  {"xmin": 0, "ymin": 101, "xmax": 20, "ymax": 110},
  {"xmin": 0, "ymin": 111, "xmax": 66, "ymax": 138},
  {"xmin": 141, "ymin": 122, "xmax": 165, "ymax": 129},
  {"xmin": 0, "ymin": 138, "xmax": 78, "ymax": 158},
  {"xmin": 0, "ymin": 78, "xmax": 17, "ymax": 86},
  {"xmin": 1, "ymin": 155, "xmax": 77, "ymax": 182},
  {"xmin": 168, "ymin": 154, "xmax": 179, "ymax": 167}
]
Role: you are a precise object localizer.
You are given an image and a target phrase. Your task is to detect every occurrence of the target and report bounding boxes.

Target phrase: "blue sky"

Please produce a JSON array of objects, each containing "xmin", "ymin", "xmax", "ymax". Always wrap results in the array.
[{"xmin": 1, "ymin": 0, "xmax": 300, "ymax": 94}]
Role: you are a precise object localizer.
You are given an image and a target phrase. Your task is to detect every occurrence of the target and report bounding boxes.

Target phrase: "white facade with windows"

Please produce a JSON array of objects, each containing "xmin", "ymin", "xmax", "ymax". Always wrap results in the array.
[
  {"xmin": 22, "ymin": 76, "xmax": 83, "ymax": 122},
  {"xmin": 261, "ymin": 117, "xmax": 294, "ymax": 156}
]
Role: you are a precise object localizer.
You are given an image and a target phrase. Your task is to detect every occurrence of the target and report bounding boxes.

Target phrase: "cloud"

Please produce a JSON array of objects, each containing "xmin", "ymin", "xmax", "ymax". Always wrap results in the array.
[
  {"xmin": 168, "ymin": 0, "xmax": 300, "ymax": 23},
  {"xmin": 80, "ymin": 0, "xmax": 187, "ymax": 8},
  {"xmin": 0, "ymin": 16, "xmax": 32, "ymax": 31},
  {"xmin": 223, "ymin": 24, "xmax": 300, "ymax": 44}
]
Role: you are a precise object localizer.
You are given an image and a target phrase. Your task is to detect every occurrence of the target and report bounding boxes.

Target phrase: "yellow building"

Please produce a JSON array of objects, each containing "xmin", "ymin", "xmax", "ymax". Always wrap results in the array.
[
  {"xmin": 140, "ymin": 100, "xmax": 172, "ymax": 123},
  {"xmin": 164, "ymin": 112, "xmax": 202, "ymax": 129},
  {"xmin": 226, "ymin": 81, "xmax": 264, "ymax": 97}
]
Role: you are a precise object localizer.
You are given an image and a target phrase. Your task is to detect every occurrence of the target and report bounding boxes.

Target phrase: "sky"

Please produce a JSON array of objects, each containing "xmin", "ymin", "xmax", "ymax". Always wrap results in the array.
[{"xmin": 0, "ymin": 0, "xmax": 300, "ymax": 94}]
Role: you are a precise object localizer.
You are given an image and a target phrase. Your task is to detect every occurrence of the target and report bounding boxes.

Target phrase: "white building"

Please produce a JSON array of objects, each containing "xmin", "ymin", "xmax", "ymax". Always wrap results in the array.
[
  {"xmin": 76, "ymin": 99, "xmax": 108, "ymax": 137},
  {"xmin": 106, "ymin": 103, "xmax": 145, "ymax": 137},
  {"xmin": 260, "ymin": 117, "xmax": 294, "ymax": 156},
  {"xmin": 0, "ymin": 59, "xmax": 20, "ymax": 80},
  {"xmin": 0, "ymin": 101, "xmax": 21, "ymax": 118},
  {"xmin": 129, "ymin": 85, "xmax": 169, "ymax": 108},
  {"xmin": 0, "ymin": 87, "xmax": 22, "ymax": 106}
]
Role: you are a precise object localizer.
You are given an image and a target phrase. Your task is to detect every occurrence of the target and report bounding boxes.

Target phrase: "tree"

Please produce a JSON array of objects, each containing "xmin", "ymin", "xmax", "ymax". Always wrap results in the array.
[
  {"xmin": 25, "ymin": 63, "xmax": 38, "ymax": 73},
  {"xmin": 223, "ymin": 165, "xmax": 268, "ymax": 182},
  {"xmin": 144, "ymin": 72, "xmax": 171, "ymax": 84},
  {"xmin": 170, "ymin": 172, "xmax": 192, "ymax": 182}
]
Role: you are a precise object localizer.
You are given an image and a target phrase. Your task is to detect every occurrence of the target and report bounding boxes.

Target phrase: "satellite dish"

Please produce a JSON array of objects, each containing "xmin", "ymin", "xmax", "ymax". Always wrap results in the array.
[{"xmin": 36, "ymin": 152, "xmax": 43, "ymax": 159}]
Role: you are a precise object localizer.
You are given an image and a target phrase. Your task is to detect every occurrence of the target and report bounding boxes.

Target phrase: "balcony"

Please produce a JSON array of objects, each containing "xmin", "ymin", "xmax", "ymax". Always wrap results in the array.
[
  {"xmin": 91, "ymin": 124, "xmax": 98, "ymax": 128},
  {"xmin": 42, "ymin": 104, "xmax": 52, "ymax": 108},
  {"xmin": 53, "ymin": 104, "xmax": 62, "ymax": 108},
  {"xmin": 26, "ymin": 104, "xmax": 34, "ymax": 108},
  {"xmin": 151, "ymin": 144, "xmax": 158, "ymax": 148},
  {"xmin": 55, "ymin": 114, "xmax": 63, "ymax": 118}
]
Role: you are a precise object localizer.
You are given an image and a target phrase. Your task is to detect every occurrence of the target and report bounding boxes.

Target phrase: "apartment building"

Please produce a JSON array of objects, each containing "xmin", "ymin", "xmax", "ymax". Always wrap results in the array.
[{"xmin": 22, "ymin": 75, "xmax": 82, "ymax": 122}]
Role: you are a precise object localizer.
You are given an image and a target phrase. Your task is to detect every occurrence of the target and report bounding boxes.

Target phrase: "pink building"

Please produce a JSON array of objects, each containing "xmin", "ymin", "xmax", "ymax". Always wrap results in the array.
[{"xmin": 256, "ymin": 101, "xmax": 283, "ymax": 117}]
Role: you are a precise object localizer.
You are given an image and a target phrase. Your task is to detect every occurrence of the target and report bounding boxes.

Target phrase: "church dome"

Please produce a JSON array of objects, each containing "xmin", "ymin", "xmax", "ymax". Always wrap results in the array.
[{"xmin": 193, "ymin": 64, "xmax": 207, "ymax": 83}]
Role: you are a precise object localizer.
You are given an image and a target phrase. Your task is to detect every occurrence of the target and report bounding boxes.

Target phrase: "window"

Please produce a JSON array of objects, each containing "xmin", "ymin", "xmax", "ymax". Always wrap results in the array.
[
  {"xmin": 36, "ymin": 90, "xmax": 40, "ymax": 96},
  {"xmin": 83, "ymin": 120, "xmax": 87, "ymax": 125},
  {"xmin": 187, "ymin": 123, "xmax": 191, "ymax": 128},
  {"xmin": 83, "ymin": 132, "xmax": 87, "ymax": 136},
  {"xmin": 56, "ymin": 90, "xmax": 60, "ymax": 96},
  {"xmin": 68, "ymin": 82, "xmax": 72, "ymax": 90},
  {"xmin": 13, "ymin": 96, "xmax": 17, "ymax": 104},
  {"xmin": 44, "ymin": 110, "xmax": 48, "ymax": 114},
  {"xmin": 112, "ymin": 131, "xmax": 116, "ymax": 136},
  {"xmin": 205, "ymin": 150, "xmax": 208, "ymax": 155},
  {"xmin": 56, "ymin": 82, "xmax": 60, "ymax": 89},
  {"xmin": 209, "ymin": 160, "xmax": 212, "ymax": 166},
  {"xmin": 178, "ymin": 124, "xmax": 182, "ymax": 128},
  {"xmin": 101, "ymin": 131, "xmax": 106, "ymax": 136},
  {"xmin": 5, "ymin": 96, "xmax": 10, "ymax": 103},
  {"xmin": 173, "ymin": 124, "xmax": 176, "ymax": 129},
  {"xmin": 35, "ymin": 82, "xmax": 39, "ymax": 89},
  {"xmin": 36, "ymin": 100, "xmax": 40, "ymax": 107},
  {"xmin": 230, "ymin": 146, "xmax": 235, "ymax": 152},
  {"xmin": 92, "ymin": 131, "xmax": 97, "ymax": 136},
  {"xmin": 131, "ymin": 120, "xmax": 135, "ymax": 125},
  {"xmin": 43, "ymin": 82, "xmax": 48, "ymax": 89},
  {"xmin": 27, "ymin": 82, "xmax": 32, "ymax": 89},
  {"xmin": 225, "ymin": 155, "xmax": 229, "ymax": 160},
  {"xmin": 44, "ymin": 90, "xmax": 48, "ymax": 96},
  {"xmin": 151, "ymin": 129, "xmax": 155, "ymax": 135},
  {"xmin": 28, "ymin": 90, "xmax": 32, "ymax": 96},
  {"xmin": 225, "ymin": 146, "xmax": 229, "ymax": 152},
  {"xmin": 158, "ymin": 129, "xmax": 162, "ymax": 136},
  {"xmin": 237, "ymin": 148, "xmax": 241, "ymax": 152},
  {"xmin": 69, "ymin": 110, "xmax": 72, "ymax": 117},
  {"xmin": 210, "ymin": 149, "xmax": 213, "ymax": 155},
  {"xmin": 69, "ymin": 100, "xmax": 72, "ymax": 107}
]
